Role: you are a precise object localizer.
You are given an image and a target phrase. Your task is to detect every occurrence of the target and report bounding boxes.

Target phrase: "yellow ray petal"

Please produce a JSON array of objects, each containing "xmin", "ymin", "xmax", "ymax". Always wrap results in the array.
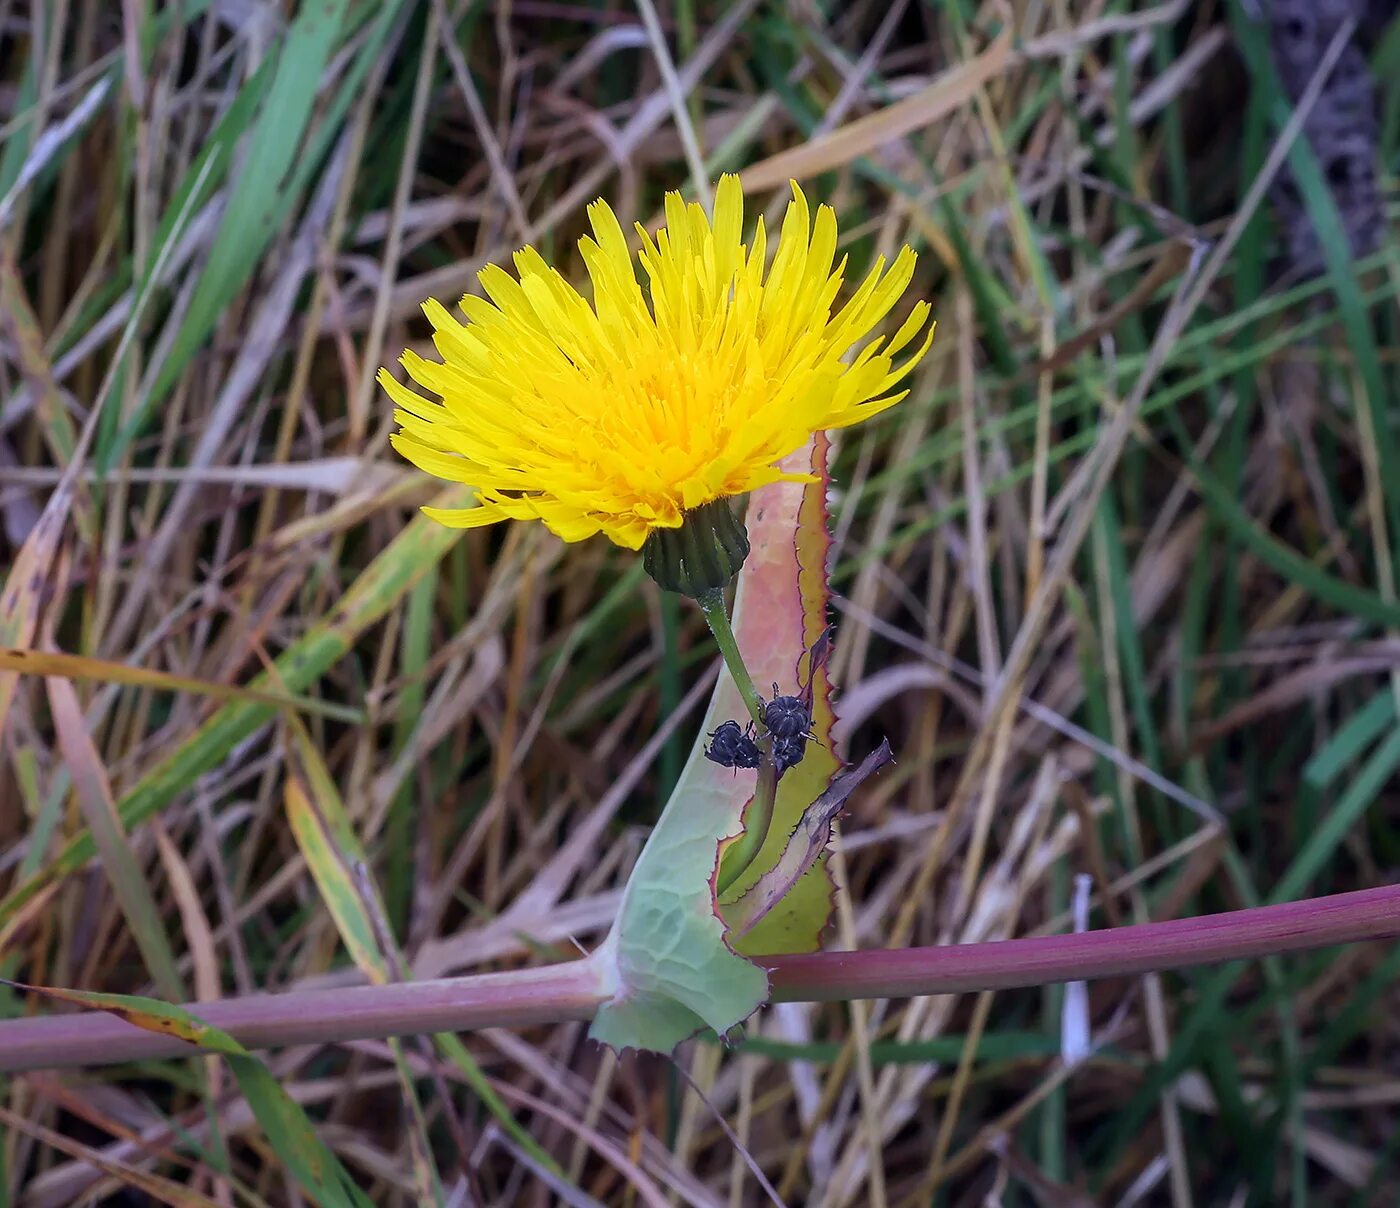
[{"xmin": 421, "ymin": 502, "xmax": 505, "ymax": 528}]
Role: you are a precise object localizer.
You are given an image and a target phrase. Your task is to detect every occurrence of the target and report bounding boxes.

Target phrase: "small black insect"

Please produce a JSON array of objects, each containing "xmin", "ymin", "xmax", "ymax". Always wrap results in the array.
[
  {"xmin": 773, "ymin": 733, "xmax": 808, "ymax": 774},
  {"xmin": 763, "ymin": 682, "xmax": 812, "ymax": 740},
  {"xmin": 705, "ymin": 719, "xmax": 762, "ymax": 769}
]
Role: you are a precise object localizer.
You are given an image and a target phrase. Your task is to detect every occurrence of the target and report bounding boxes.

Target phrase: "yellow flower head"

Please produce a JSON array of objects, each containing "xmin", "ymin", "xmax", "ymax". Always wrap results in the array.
[{"xmin": 381, "ymin": 174, "xmax": 934, "ymax": 550}]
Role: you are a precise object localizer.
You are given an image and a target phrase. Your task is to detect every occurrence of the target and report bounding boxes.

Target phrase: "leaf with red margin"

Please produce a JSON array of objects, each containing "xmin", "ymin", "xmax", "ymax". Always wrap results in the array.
[
  {"xmin": 720, "ymin": 432, "xmax": 842, "ymax": 955},
  {"xmin": 589, "ymin": 435, "xmax": 840, "ymax": 1053},
  {"xmin": 724, "ymin": 742, "xmax": 893, "ymax": 941}
]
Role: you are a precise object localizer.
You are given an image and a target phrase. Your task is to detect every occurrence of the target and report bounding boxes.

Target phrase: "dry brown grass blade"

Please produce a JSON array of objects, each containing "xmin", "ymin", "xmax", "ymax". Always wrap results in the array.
[
  {"xmin": 0, "ymin": 509, "xmax": 64, "ymax": 745},
  {"xmin": 0, "ymin": 1103, "xmax": 224, "ymax": 1208},
  {"xmin": 1191, "ymin": 656, "xmax": 1399, "ymax": 750},
  {"xmin": 0, "ymin": 238, "xmax": 80, "ymax": 471},
  {"xmin": 739, "ymin": 25, "xmax": 1012, "ymax": 193},
  {"xmin": 1018, "ymin": 242, "xmax": 1193, "ymax": 383},
  {"xmin": 341, "ymin": 0, "xmax": 763, "ymax": 327},
  {"xmin": 0, "ymin": 646, "xmax": 361, "ymax": 721},
  {"xmin": 485, "ymin": 1080, "xmax": 675, "ymax": 1208},
  {"xmin": 0, "ymin": 230, "xmax": 75, "ymax": 745},
  {"xmin": 149, "ymin": 821, "xmax": 232, "ymax": 1207}
]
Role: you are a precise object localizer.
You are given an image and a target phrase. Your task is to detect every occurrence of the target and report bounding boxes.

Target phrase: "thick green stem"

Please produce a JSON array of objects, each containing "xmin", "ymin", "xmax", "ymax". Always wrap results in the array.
[
  {"xmin": 696, "ymin": 588, "xmax": 765, "ymax": 727},
  {"xmin": 717, "ymin": 747, "xmax": 778, "ymax": 896}
]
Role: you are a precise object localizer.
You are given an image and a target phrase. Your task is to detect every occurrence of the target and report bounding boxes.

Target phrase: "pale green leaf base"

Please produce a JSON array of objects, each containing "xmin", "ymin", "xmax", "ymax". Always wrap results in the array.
[{"xmin": 589, "ymin": 768, "xmax": 768, "ymax": 1052}]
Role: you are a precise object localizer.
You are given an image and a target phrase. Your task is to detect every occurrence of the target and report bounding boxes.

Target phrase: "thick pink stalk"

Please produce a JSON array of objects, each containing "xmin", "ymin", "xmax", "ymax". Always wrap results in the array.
[
  {"xmin": 2, "ymin": 883, "xmax": 1399, "ymax": 1072},
  {"xmin": 0, "ymin": 961, "xmax": 608, "ymax": 1073},
  {"xmin": 765, "ymin": 882, "xmax": 1400, "ymax": 999}
]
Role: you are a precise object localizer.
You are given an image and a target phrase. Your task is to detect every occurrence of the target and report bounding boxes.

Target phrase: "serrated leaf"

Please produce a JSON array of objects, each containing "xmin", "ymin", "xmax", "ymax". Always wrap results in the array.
[
  {"xmin": 723, "ymin": 432, "xmax": 842, "ymax": 954},
  {"xmin": 589, "ymin": 435, "xmax": 841, "ymax": 1053},
  {"xmin": 725, "ymin": 742, "xmax": 893, "ymax": 940}
]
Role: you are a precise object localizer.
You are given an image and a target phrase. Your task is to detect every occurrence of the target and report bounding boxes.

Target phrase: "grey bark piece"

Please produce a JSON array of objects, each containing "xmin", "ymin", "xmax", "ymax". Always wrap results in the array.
[{"xmin": 1261, "ymin": 0, "xmax": 1391, "ymax": 278}]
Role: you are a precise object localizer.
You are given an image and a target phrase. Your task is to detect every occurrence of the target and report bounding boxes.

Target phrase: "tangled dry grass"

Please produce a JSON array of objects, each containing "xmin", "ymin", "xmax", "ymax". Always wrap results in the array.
[{"xmin": 2, "ymin": 1, "xmax": 1400, "ymax": 1204}]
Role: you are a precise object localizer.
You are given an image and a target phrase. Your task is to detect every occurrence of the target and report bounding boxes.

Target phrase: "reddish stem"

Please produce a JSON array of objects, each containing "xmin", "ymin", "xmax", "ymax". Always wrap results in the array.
[
  {"xmin": 3, "ymin": 883, "xmax": 1399, "ymax": 1072},
  {"xmin": 764, "ymin": 881, "xmax": 1400, "ymax": 1000},
  {"xmin": 0, "ymin": 961, "xmax": 607, "ymax": 1073}
]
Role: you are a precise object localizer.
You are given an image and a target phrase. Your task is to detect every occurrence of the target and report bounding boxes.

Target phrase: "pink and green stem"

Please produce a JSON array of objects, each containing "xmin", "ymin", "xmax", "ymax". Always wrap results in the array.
[{"xmin": 5, "ymin": 882, "xmax": 1400, "ymax": 1072}]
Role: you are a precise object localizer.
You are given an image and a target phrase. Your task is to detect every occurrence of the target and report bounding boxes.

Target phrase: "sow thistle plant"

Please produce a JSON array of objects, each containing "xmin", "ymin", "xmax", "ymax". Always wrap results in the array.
[
  {"xmin": 6, "ymin": 177, "xmax": 1400, "ymax": 1080},
  {"xmin": 382, "ymin": 172, "xmax": 933, "ymax": 1048}
]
